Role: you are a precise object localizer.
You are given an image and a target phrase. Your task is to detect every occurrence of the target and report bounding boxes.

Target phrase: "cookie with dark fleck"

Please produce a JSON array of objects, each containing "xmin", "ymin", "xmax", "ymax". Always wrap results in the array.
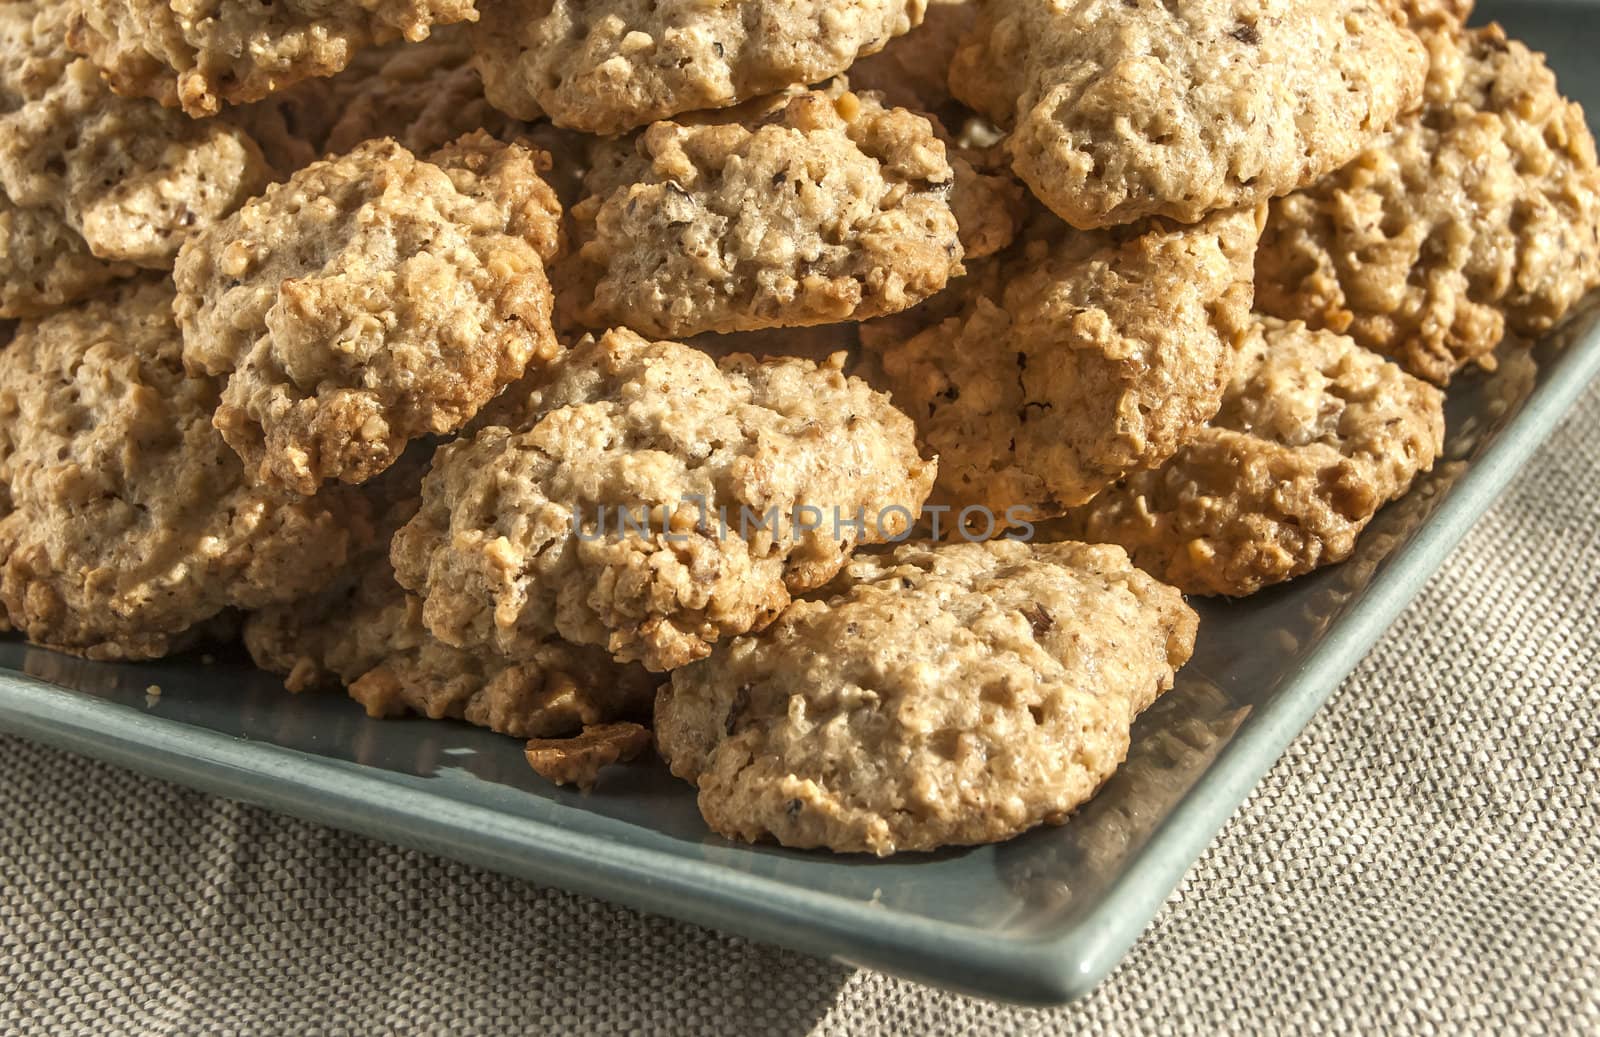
[
  {"xmin": 1, "ymin": 2, "xmax": 269, "ymax": 289},
  {"xmin": 565, "ymin": 89, "xmax": 962, "ymax": 338},
  {"xmin": 950, "ymin": 0, "xmax": 1427, "ymax": 228},
  {"xmin": 1255, "ymin": 23, "xmax": 1600, "ymax": 384},
  {"xmin": 947, "ymin": 147, "xmax": 1029, "ymax": 262},
  {"xmin": 1, "ymin": 196, "xmax": 134, "ymax": 319},
  {"xmin": 473, "ymin": 0, "xmax": 925, "ymax": 135},
  {"xmin": 245, "ymin": 470, "xmax": 656, "ymax": 740},
  {"xmin": 0, "ymin": 279, "xmax": 363, "ymax": 661},
  {"xmin": 391, "ymin": 328, "xmax": 935, "ymax": 672},
  {"xmin": 656, "ymin": 539, "xmax": 1198, "ymax": 855},
  {"xmin": 1049, "ymin": 319, "xmax": 1445, "ymax": 596},
  {"xmin": 174, "ymin": 134, "xmax": 564, "ymax": 495},
  {"xmin": 865, "ymin": 204, "xmax": 1262, "ymax": 525},
  {"xmin": 65, "ymin": 0, "xmax": 480, "ymax": 117}
]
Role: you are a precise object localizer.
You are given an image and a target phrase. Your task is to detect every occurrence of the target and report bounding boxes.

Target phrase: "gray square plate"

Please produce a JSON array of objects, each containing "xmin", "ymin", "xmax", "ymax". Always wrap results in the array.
[{"xmin": 3, "ymin": 1, "xmax": 1598, "ymax": 1006}]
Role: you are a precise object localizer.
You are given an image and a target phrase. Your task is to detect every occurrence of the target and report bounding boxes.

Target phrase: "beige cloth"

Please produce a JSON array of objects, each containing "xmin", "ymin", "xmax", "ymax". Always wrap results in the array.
[{"xmin": 1, "ymin": 380, "xmax": 1597, "ymax": 1033}]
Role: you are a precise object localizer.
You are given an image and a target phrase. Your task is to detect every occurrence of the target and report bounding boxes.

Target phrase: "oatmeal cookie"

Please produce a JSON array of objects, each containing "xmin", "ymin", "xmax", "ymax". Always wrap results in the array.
[
  {"xmin": 846, "ymin": 0, "xmax": 974, "ymax": 121},
  {"xmin": 174, "ymin": 134, "xmax": 564, "ymax": 496},
  {"xmin": 65, "ymin": 0, "xmax": 480, "ymax": 118},
  {"xmin": 950, "ymin": 0, "xmax": 1427, "ymax": 229},
  {"xmin": 565, "ymin": 89, "xmax": 961, "ymax": 338},
  {"xmin": 322, "ymin": 31, "xmax": 515, "ymax": 156},
  {"xmin": 0, "ymin": 279, "xmax": 363, "ymax": 661},
  {"xmin": 655, "ymin": 539, "xmax": 1198, "ymax": 855},
  {"xmin": 472, "ymin": 0, "xmax": 924, "ymax": 135},
  {"xmin": 866, "ymin": 204, "xmax": 1262, "ymax": 524},
  {"xmin": 1, "ymin": 2, "xmax": 270, "ymax": 272},
  {"xmin": 232, "ymin": 32, "xmax": 597, "ymax": 199},
  {"xmin": 947, "ymin": 149, "xmax": 1029, "ymax": 261},
  {"xmin": 1, "ymin": 196, "xmax": 135, "ymax": 319},
  {"xmin": 1255, "ymin": 23, "xmax": 1600, "ymax": 384},
  {"xmin": 1049, "ymin": 320, "xmax": 1445, "ymax": 597},
  {"xmin": 391, "ymin": 328, "xmax": 936, "ymax": 672},
  {"xmin": 245, "ymin": 480, "xmax": 657, "ymax": 740},
  {"xmin": 229, "ymin": 26, "xmax": 523, "ymax": 177}
]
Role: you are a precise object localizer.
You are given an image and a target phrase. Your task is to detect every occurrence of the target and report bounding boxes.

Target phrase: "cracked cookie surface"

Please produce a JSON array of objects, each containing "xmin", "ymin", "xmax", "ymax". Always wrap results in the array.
[
  {"xmin": 865, "ymin": 205, "xmax": 1262, "ymax": 525},
  {"xmin": 1049, "ymin": 319, "xmax": 1445, "ymax": 597},
  {"xmin": 391, "ymin": 328, "xmax": 936, "ymax": 672},
  {"xmin": 246, "ymin": 469, "xmax": 656, "ymax": 739},
  {"xmin": 473, "ymin": 0, "xmax": 925, "ymax": 135},
  {"xmin": 174, "ymin": 134, "xmax": 564, "ymax": 496},
  {"xmin": 656, "ymin": 539, "xmax": 1198, "ymax": 855},
  {"xmin": 1, "ymin": 2, "xmax": 269, "ymax": 299},
  {"xmin": 565, "ymin": 89, "xmax": 961, "ymax": 338},
  {"xmin": 950, "ymin": 0, "xmax": 1427, "ymax": 228},
  {"xmin": 1255, "ymin": 22, "xmax": 1600, "ymax": 384},
  {"xmin": 0, "ymin": 279, "xmax": 362, "ymax": 661},
  {"xmin": 66, "ymin": 0, "xmax": 480, "ymax": 117},
  {"xmin": 229, "ymin": 26, "xmax": 523, "ymax": 176},
  {"xmin": 1, "ymin": 196, "xmax": 135, "ymax": 319}
]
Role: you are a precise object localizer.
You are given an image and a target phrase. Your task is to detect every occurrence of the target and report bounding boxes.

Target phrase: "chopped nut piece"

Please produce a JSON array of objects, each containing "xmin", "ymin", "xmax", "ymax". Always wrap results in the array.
[{"xmin": 526, "ymin": 723, "xmax": 653, "ymax": 791}]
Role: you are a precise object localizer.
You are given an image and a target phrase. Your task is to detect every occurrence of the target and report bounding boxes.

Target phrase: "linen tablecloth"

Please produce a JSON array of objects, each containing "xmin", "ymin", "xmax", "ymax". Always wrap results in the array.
[{"xmin": 2, "ymin": 378, "xmax": 1597, "ymax": 1034}]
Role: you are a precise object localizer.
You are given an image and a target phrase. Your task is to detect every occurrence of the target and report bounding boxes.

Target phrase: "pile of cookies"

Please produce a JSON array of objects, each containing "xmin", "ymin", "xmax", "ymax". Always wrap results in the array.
[{"xmin": 2, "ymin": 0, "xmax": 1596, "ymax": 855}]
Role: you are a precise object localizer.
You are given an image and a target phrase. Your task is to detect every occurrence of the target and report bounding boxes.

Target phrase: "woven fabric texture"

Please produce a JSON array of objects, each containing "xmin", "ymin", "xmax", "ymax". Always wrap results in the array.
[{"xmin": 2, "ymin": 379, "xmax": 1598, "ymax": 1034}]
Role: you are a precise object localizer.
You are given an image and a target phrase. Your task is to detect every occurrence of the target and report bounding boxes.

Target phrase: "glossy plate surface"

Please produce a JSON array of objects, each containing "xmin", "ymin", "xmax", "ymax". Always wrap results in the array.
[{"xmin": 2, "ymin": 2, "xmax": 1597, "ymax": 1005}]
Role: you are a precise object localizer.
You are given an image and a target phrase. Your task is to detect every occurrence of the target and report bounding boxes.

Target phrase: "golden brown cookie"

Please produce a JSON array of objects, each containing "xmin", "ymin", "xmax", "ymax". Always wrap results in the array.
[
  {"xmin": 1255, "ymin": 23, "xmax": 1600, "ymax": 384},
  {"xmin": 1049, "ymin": 319, "xmax": 1445, "ymax": 597},
  {"xmin": 0, "ymin": 279, "xmax": 363, "ymax": 661},
  {"xmin": 563, "ymin": 89, "xmax": 962, "ymax": 338},
  {"xmin": 1401, "ymin": 0, "xmax": 1476, "ymax": 31},
  {"xmin": 656, "ymin": 539, "xmax": 1198, "ymax": 855},
  {"xmin": 1, "ymin": 2, "xmax": 269, "ymax": 300},
  {"xmin": 227, "ymin": 26, "xmax": 524, "ymax": 179},
  {"xmin": 1, "ymin": 195, "xmax": 134, "ymax": 319},
  {"xmin": 472, "ymin": 0, "xmax": 925, "ymax": 135},
  {"xmin": 391, "ymin": 328, "xmax": 936, "ymax": 672},
  {"xmin": 951, "ymin": 0, "xmax": 1427, "ymax": 228},
  {"xmin": 946, "ymin": 147, "xmax": 1029, "ymax": 262},
  {"xmin": 65, "ymin": 0, "xmax": 480, "ymax": 117},
  {"xmin": 245, "ymin": 469, "xmax": 657, "ymax": 740},
  {"xmin": 174, "ymin": 134, "xmax": 564, "ymax": 495},
  {"xmin": 864, "ymin": 204, "xmax": 1262, "ymax": 526}
]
